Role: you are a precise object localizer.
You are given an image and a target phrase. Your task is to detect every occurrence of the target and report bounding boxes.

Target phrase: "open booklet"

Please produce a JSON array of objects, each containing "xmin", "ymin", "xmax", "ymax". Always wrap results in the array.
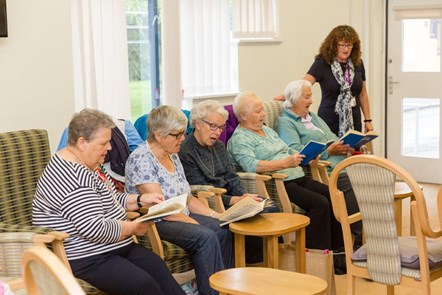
[
  {"xmin": 339, "ymin": 130, "xmax": 379, "ymax": 149},
  {"xmin": 299, "ymin": 140, "xmax": 334, "ymax": 166},
  {"xmin": 135, "ymin": 193, "xmax": 188, "ymax": 222},
  {"xmin": 218, "ymin": 196, "xmax": 270, "ymax": 227}
]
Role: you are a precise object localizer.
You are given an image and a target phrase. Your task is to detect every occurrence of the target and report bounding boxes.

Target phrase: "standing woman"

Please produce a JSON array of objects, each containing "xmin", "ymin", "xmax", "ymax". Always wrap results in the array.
[{"xmin": 304, "ymin": 25, "xmax": 374, "ymax": 137}]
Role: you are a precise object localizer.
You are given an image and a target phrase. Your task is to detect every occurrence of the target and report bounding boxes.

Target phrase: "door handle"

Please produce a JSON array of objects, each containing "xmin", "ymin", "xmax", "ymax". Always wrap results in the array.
[{"xmin": 388, "ymin": 76, "xmax": 399, "ymax": 94}]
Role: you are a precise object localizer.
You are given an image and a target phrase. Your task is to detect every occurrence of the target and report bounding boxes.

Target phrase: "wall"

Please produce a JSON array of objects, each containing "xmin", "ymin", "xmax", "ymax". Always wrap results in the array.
[
  {"xmin": 0, "ymin": 0, "xmax": 384, "ymax": 154},
  {"xmin": 0, "ymin": 0, "xmax": 74, "ymax": 152}
]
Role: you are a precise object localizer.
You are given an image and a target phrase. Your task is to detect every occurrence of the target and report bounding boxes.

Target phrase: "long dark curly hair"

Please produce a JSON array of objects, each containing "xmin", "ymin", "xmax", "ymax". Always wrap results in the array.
[{"xmin": 315, "ymin": 25, "xmax": 362, "ymax": 66}]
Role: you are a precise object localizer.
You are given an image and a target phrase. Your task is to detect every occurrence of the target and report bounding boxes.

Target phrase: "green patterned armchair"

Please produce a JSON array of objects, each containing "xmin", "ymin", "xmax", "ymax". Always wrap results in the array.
[{"xmin": 0, "ymin": 129, "xmax": 105, "ymax": 294}]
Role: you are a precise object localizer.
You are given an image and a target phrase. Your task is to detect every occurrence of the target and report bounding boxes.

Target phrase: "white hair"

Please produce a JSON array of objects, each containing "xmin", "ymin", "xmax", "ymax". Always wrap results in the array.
[{"xmin": 283, "ymin": 80, "xmax": 312, "ymax": 108}]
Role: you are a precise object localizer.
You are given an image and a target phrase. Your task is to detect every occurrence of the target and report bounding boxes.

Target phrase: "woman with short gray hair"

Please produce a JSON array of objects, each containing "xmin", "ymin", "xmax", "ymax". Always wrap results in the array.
[
  {"xmin": 33, "ymin": 108, "xmax": 184, "ymax": 294},
  {"xmin": 190, "ymin": 100, "xmax": 228, "ymax": 127},
  {"xmin": 125, "ymin": 105, "xmax": 234, "ymax": 295}
]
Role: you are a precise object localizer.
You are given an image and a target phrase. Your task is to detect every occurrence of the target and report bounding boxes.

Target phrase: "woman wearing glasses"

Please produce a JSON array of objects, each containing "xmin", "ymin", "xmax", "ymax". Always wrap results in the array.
[
  {"xmin": 125, "ymin": 105, "xmax": 234, "ymax": 295},
  {"xmin": 304, "ymin": 25, "xmax": 373, "ymax": 137}
]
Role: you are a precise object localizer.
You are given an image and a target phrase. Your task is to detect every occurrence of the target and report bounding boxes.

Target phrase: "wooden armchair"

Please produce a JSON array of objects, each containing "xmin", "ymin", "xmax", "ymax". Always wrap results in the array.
[
  {"xmin": 329, "ymin": 155, "xmax": 442, "ymax": 295},
  {"xmin": 0, "ymin": 232, "xmax": 57, "ymax": 292},
  {"xmin": 22, "ymin": 245, "xmax": 85, "ymax": 295}
]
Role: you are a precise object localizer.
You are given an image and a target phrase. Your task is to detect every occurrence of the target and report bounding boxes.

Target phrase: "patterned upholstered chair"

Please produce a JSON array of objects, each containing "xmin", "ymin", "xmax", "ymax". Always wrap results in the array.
[
  {"xmin": 329, "ymin": 155, "xmax": 442, "ymax": 295},
  {"xmin": 0, "ymin": 129, "xmax": 105, "ymax": 294}
]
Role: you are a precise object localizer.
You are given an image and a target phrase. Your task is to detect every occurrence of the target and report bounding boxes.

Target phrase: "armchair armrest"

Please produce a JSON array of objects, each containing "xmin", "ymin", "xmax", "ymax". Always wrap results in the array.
[
  {"xmin": 309, "ymin": 160, "xmax": 331, "ymax": 185},
  {"xmin": 191, "ymin": 185, "xmax": 227, "ymax": 213}
]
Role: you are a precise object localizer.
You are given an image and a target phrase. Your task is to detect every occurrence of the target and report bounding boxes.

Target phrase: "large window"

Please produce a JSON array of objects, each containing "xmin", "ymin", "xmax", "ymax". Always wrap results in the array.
[
  {"xmin": 125, "ymin": 0, "xmax": 278, "ymax": 119},
  {"xmin": 125, "ymin": 0, "xmax": 160, "ymax": 122}
]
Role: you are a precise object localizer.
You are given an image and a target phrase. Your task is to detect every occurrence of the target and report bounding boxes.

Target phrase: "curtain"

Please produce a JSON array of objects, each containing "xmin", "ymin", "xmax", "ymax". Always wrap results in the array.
[
  {"xmin": 179, "ymin": 0, "xmax": 237, "ymax": 98},
  {"xmin": 71, "ymin": 0, "xmax": 130, "ymax": 119},
  {"xmin": 233, "ymin": 0, "xmax": 278, "ymax": 40}
]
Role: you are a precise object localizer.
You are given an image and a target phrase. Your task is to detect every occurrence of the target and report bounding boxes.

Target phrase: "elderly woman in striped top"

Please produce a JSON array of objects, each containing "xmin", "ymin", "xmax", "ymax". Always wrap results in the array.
[{"xmin": 32, "ymin": 108, "xmax": 185, "ymax": 295}]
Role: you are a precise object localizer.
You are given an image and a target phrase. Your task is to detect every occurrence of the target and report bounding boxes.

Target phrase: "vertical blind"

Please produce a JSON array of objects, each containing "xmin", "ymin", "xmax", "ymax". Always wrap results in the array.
[
  {"xmin": 233, "ymin": 0, "xmax": 278, "ymax": 39},
  {"xmin": 180, "ymin": 0, "xmax": 237, "ymax": 97}
]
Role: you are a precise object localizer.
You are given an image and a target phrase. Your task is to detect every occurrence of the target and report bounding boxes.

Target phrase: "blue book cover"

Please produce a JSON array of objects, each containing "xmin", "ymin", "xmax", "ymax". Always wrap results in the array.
[
  {"xmin": 299, "ymin": 140, "xmax": 333, "ymax": 166},
  {"xmin": 339, "ymin": 130, "xmax": 378, "ymax": 148}
]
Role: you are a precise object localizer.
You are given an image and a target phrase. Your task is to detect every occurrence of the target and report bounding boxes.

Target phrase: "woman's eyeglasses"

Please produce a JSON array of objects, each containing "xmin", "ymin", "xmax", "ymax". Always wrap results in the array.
[
  {"xmin": 337, "ymin": 43, "xmax": 353, "ymax": 49},
  {"xmin": 168, "ymin": 132, "xmax": 185, "ymax": 139},
  {"xmin": 202, "ymin": 120, "xmax": 226, "ymax": 132}
]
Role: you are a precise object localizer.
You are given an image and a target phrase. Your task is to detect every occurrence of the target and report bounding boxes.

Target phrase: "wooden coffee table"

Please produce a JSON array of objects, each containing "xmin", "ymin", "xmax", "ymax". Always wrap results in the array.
[
  {"xmin": 229, "ymin": 212, "xmax": 310, "ymax": 272},
  {"xmin": 209, "ymin": 267, "xmax": 327, "ymax": 295},
  {"xmin": 394, "ymin": 182, "xmax": 423, "ymax": 236}
]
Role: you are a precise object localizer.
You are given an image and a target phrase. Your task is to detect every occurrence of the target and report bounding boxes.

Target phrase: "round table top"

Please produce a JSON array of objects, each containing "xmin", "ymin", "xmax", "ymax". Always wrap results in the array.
[
  {"xmin": 209, "ymin": 267, "xmax": 327, "ymax": 295},
  {"xmin": 228, "ymin": 213, "xmax": 310, "ymax": 236},
  {"xmin": 394, "ymin": 182, "xmax": 423, "ymax": 199}
]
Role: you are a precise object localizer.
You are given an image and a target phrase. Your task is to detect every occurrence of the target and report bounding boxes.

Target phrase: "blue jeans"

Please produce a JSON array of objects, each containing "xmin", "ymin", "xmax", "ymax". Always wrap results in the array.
[{"xmin": 156, "ymin": 213, "xmax": 234, "ymax": 295}]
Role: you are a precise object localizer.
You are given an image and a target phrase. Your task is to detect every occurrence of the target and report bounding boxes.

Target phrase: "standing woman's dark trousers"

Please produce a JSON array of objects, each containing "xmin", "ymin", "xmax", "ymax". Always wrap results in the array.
[{"xmin": 283, "ymin": 177, "xmax": 343, "ymax": 250}]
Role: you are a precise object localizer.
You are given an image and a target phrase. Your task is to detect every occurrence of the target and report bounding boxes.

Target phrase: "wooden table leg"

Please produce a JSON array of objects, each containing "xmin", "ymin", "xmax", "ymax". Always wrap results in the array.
[
  {"xmin": 409, "ymin": 195, "xmax": 416, "ymax": 236},
  {"xmin": 264, "ymin": 235, "xmax": 279, "ymax": 268},
  {"xmin": 394, "ymin": 198, "xmax": 403, "ymax": 236},
  {"xmin": 234, "ymin": 233, "xmax": 246, "ymax": 268},
  {"xmin": 296, "ymin": 227, "xmax": 306, "ymax": 273}
]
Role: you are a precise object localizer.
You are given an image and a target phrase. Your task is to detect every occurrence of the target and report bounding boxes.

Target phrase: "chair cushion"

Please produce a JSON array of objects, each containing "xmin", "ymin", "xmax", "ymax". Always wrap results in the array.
[{"xmin": 352, "ymin": 236, "xmax": 442, "ymax": 269}]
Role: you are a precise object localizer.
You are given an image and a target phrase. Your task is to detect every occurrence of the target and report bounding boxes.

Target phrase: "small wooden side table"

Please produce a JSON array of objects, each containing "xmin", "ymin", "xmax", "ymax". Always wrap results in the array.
[
  {"xmin": 209, "ymin": 267, "xmax": 327, "ymax": 295},
  {"xmin": 394, "ymin": 182, "xmax": 422, "ymax": 236},
  {"xmin": 229, "ymin": 213, "xmax": 310, "ymax": 272}
]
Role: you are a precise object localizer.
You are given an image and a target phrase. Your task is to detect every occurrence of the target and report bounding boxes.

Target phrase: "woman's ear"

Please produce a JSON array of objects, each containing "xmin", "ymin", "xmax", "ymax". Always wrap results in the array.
[
  {"xmin": 154, "ymin": 131, "xmax": 163, "ymax": 142},
  {"xmin": 76, "ymin": 137, "xmax": 88, "ymax": 151},
  {"xmin": 240, "ymin": 112, "xmax": 247, "ymax": 121}
]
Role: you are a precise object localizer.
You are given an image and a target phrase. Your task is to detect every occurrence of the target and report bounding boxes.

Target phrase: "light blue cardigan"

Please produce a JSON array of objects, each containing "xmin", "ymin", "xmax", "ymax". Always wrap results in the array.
[{"xmin": 275, "ymin": 108, "xmax": 346, "ymax": 172}]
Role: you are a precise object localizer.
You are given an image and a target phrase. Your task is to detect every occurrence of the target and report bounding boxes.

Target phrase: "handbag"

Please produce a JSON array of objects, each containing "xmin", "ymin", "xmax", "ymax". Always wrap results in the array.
[{"xmin": 279, "ymin": 244, "xmax": 336, "ymax": 295}]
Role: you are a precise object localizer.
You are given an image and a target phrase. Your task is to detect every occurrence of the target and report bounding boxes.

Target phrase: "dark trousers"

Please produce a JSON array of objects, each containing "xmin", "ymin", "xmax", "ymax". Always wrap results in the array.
[
  {"xmin": 284, "ymin": 177, "xmax": 343, "ymax": 250},
  {"xmin": 70, "ymin": 243, "xmax": 185, "ymax": 295}
]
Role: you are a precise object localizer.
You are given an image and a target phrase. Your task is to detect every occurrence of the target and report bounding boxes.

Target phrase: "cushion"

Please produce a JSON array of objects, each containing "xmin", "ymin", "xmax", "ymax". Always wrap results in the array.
[{"xmin": 352, "ymin": 236, "xmax": 442, "ymax": 269}]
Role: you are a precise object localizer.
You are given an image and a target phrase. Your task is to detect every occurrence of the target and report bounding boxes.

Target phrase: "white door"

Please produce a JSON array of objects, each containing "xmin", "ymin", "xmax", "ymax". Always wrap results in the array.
[{"xmin": 387, "ymin": 0, "xmax": 442, "ymax": 183}]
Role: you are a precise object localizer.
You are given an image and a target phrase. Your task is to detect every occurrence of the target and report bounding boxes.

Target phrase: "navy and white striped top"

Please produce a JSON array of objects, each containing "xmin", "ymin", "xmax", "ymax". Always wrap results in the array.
[{"xmin": 32, "ymin": 154, "xmax": 132, "ymax": 260}]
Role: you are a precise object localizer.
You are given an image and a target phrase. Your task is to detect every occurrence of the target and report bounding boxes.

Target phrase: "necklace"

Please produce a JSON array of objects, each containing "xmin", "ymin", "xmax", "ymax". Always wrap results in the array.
[
  {"xmin": 66, "ymin": 147, "xmax": 90, "ymax": 170},
  {"xmin": 194, "ymin": 146, "xmax": 215, "ymax": 176}
]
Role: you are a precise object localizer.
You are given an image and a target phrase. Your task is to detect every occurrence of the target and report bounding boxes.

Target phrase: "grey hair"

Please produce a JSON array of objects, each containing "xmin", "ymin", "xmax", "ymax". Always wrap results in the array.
[
  {"xmin": 283, "ymin": 80, "xmax": 312, "ymax": 108},
  {"xmin": 147, "ymin": 105, "xmax": 188, "ymax": 142},
  {"xmin": 232, "ymin": 91, "xmax": 261, "ymax": 122},
  {"xmin": 190, "ymin": 100, "xmax": 228, "ymax": 127},
  {"xmin": 67, "ymin": 108, "xmax": 115, "ymax": 146}
]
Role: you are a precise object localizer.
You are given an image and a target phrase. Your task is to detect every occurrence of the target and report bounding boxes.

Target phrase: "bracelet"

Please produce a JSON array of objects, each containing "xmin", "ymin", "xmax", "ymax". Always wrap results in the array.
[
  {"xmin": 209, "ymin": 210, "xmax": 216, "ymax": 217},
  {"xmin": 136, "ymin": 194, "xmax": 143, "ymax": 208},
  {"xmin": 364, "ymin": 119, "xmax": 372, "ymax": 122}
]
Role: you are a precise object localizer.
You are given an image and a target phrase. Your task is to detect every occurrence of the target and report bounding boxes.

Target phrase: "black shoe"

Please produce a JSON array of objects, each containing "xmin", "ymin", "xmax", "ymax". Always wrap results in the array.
[{"xmin": 333, "ymin": 252, "xmax": 347, "ymax": 275}]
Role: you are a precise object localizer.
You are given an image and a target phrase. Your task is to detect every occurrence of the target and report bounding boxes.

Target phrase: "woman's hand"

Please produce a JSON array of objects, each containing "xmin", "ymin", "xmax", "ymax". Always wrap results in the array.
[
  {"xmin": 328, "ymin": 141, "xmax": 350, "ymax": 156},
  {"xmin": 131, "ymin": 221, "xmax": 154, "ymax": 236},
  {"xmin": 120, "ymin": 220, "xmax": 153, "ymax": 240},
  {"xmin": 140, "ymin": 193, "xmax": 164, "ymax": 208},
  {"xmin": 364, "ymin": 121, "xmax": 373, "ymax": 133},
  {"xmin": 230, "ymin": 193, "xmax": 262, "ymax": 205},
  {"xmin": 273, "ymin": 94, "xmax": 286, "ymax": 101},
  {"xmin": 287, "ymin": 153, "xmax": 304, "ymax": 168}
]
